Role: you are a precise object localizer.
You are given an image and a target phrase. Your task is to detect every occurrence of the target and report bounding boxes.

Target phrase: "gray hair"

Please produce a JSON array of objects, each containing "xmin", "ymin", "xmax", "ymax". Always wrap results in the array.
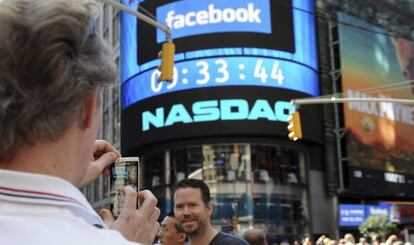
[
  {"xmin": 0, "ymin": 0, "xmax": 117, "ymax": 162},
  {"xmin": 242, "ymin": 229, "xmax": 267, "ymax": 245}
]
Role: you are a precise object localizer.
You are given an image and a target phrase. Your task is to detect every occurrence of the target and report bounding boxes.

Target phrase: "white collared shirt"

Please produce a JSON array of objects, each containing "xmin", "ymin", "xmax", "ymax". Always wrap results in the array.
[{"xmin": 0, "ymin": 169, "xmax": 140, "ymax": 245}]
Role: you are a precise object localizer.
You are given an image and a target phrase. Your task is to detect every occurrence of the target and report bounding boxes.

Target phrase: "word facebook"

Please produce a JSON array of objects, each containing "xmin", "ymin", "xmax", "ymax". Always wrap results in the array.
[
  {"xmin": 156, "ymin": 0, "xmax": 271, "ymax": 43},
  {"xmin": 142, "ymin": 99, "xmax": 294, "ymax": 131}
]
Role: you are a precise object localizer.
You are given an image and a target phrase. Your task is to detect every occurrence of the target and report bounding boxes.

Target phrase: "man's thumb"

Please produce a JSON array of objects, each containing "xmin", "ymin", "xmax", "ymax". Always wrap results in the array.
[{"xmin": 99, "ymin": 208, "xmax": 115, "ymax": 225}]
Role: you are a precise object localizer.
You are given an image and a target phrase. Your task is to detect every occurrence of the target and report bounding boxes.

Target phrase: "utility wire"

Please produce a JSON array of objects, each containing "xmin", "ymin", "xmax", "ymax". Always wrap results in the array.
[{"xmin": 310, "ymin": 79, "xmax": 414, "ymax": 101}]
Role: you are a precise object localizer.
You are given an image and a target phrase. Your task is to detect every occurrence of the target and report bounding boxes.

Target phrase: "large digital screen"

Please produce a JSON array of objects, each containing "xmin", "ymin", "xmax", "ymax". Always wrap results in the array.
[
  {"xmin": 122, "ymin": 87, "xmax": 324, "ymax": 155},
  {"xmin": 121, "ymin": 0, "xmax": 319, "ymax": 109},
  {"xmin": 338, "ymin": 13, "xmax": 414, "ymax": 196},
  {"xmin": 120, "ymin": 0, "xmax": 321, "ymax": 153}
]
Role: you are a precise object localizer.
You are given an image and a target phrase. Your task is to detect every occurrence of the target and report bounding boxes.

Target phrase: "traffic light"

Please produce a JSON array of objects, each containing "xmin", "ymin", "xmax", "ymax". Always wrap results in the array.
[
  {"xmin": 287, "ymin": 111, "xmax": 303, "ymax": 141},
  {"xmin": 231, "ymin": 216, "xmax": 238, "ymax": 231},
  {"xmin": 158, "ymin": 41, "xmax": 175, "ymax": 82}
]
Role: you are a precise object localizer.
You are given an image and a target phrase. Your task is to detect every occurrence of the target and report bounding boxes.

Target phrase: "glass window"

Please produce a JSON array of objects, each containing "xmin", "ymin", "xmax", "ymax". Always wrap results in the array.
[
  {"xmin": 142, "ymin": 153, "xmax": 164, "ymax": 188},
  {"xmin": 150, "ymin": 143, "xmax": 308, "ymax": 243}
]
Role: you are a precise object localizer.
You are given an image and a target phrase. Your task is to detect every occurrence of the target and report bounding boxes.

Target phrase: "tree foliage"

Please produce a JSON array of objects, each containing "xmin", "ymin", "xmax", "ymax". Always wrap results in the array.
[{"xmin": 359, "ymin": 214, "xmax": 397, "ymax": 239}]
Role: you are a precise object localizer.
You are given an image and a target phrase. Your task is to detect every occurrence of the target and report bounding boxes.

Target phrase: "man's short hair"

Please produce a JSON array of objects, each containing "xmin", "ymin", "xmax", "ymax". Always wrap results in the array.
[
  {"xmin": 174, "ymin": 179, "xmax": 211, "ymax": 205},
  {"xmin": 0, "ymin": 0, "xmax": 116, "ymax": 162},
  {"xmin": 243, "ymin": 229, "xmax": 267, "ymax": 245}
]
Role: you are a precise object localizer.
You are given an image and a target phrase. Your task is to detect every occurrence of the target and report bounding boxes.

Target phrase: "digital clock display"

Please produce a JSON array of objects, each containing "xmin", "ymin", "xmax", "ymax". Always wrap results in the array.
[{"xmin": 122, "ymin": 56, "xmax": 318, "ymax": 108}]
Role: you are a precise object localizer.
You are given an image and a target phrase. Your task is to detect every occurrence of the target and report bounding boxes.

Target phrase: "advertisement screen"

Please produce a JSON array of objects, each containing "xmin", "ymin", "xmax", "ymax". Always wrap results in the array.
[
  {"xmin": 121, "ymin": 0, "xmax": 319, "ymax": 108},
  {"xmin": 120, "ymin": 0, "xmax": 321, "ymax": 153},
  {"xmin": 339, "ymin": 204, "xmax": 391, "ymax": 227},
  {"xmin": 138, "ymin": 0, "xmax": 294, "ymax": 64},
  {"xmin": 338, "ymin": 13, "xmax": 414, "ymax": 196}
]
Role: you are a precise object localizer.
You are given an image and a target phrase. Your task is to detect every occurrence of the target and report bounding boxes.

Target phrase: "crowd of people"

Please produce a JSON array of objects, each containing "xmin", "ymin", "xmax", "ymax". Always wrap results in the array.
[{"xmin": 310, "ymin": 233, "xmax": 410, "ymax": 245}]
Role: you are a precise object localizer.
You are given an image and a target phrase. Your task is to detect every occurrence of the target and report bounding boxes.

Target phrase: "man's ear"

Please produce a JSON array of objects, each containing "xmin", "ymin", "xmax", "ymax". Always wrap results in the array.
[
  {"xmin": 178, "ymin": 233, "xmax": 187, "ymax": 243},
  {"xmin": 81, "ymin": 88, "xmax": 100, "ymax": 129},
  {"xmin": 207, "ymin": 201, "xmax": 213, "ymax": 216}
]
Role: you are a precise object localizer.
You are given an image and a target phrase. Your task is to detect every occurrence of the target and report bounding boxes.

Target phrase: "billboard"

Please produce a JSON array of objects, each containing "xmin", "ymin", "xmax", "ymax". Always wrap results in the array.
[
  {"xmin": 339, "ymin": 203, "xmax": 391, "ymax": 227},
  {"xmin": 338, "ymin": 13, "xmax": 414, "ymax": 196},
  {"xmin": 120, "ymin": 0, "xmax": 321, "ymax": 153}
]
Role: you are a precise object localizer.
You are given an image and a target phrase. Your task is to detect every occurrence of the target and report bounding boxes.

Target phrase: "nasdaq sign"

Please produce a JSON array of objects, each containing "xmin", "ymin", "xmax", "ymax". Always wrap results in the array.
[{"xmin": 142, "ymin": 99, "xmax": 294, "ymax": 132}]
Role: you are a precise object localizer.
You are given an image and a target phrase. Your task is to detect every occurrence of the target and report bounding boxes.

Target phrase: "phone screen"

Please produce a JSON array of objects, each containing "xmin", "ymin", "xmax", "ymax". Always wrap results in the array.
[{"xmin": 109, "ymin": 157, "xmax": 139, "ymax": 217}]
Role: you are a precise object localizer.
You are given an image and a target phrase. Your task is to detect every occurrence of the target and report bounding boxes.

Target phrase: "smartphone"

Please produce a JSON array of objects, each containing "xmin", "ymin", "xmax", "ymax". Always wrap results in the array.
[{"xmin": 109, "ymin": 157, "xmax": 139, "ymax": 217}]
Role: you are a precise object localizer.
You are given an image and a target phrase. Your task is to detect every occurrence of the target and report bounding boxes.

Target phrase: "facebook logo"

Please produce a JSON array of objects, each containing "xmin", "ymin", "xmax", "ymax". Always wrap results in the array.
[{"xmin": 156, "ymin": 0, "xmax": 271, "ymax": 43}]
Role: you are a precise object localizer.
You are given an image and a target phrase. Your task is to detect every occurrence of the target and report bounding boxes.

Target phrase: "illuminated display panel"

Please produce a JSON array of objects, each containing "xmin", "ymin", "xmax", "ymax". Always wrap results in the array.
[
  {"xmin": 121, "ymin": 0, "xmax": 319, "ymax": 109},
  {"xmin": 141, "ymin": 0, "xmax": 292, "ymax": 64},
  {"xmin": 120, "ymin": 0, "xmax": 321, "ymax": 152},
  {"xmin": 155, "ymin": 0, "xmax": 273, "ymax": 43},
  {"xmin": 338, "ymin": 13, "xmax": 414, "ymax": 197},
  {"xmin": 121, "ymin": 86, "xmax": 324, "ymax": 155}
]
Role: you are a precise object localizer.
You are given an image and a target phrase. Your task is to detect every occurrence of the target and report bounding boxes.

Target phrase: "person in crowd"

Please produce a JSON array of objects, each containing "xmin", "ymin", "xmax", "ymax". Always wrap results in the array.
[
  {"xmin": 0, "ymin": 0, "xmax": 159, "ymax": 244},
  {"xmin": 158, "ymin": 213, "xmax": 187, "ymax": 245},
  {"xmin": 385, "ymin": 235, "xmax": 398, "ymax": 245},
  {"xmin": 294, "ymin": 240, "xmax": 302, "ymax": 245},
  {"xmin": 303, "ymin": 237, "xmax": 313, "ymax": 245},
  {"xmin": 316, "ymin": 235, "xmax": 328, "ymax": 245},
  {"xmin": 372, "ymin": 235, "xmax": 384, "ymax": 245},
  {"xmin": 344, "ymin": 234, "xmax": 356, "ymax": 245},
  {"xmin": 173, "ymin": 178, "xmax": 248, "ymax": 245},
  {"xmin": 327, "ymin": 240, "xmax": 338, "ymax": 245},
  {"xmin": 356, "ymin": 237, "xmax": 368, "ymax": 245},
  {"xmin": 242, "ymin": 228, "xmax": 268, "ymax": 245},
  {"xmin": 338, "ymin": 239, "xmax": 347, "ymax": 245}
]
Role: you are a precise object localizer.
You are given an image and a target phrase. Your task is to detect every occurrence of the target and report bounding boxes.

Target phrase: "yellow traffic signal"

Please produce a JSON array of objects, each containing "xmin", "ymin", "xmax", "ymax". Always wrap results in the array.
[
  {"xmin": 287, "ymin": 111, "xmax": 303, "ymax": 141},
  {"xmin": 158, "ymin": 41, "xmax": 175, "ymax": 82},
  {"xmin": 231, "ymin": 216, "xmax": 238, "ymax": 231}
]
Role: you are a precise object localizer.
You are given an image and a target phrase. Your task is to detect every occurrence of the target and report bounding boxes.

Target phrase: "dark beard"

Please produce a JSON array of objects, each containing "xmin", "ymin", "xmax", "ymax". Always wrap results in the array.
[{"xmin": 184, "ymin": 221, "xmax": 204, "ymax": 238}]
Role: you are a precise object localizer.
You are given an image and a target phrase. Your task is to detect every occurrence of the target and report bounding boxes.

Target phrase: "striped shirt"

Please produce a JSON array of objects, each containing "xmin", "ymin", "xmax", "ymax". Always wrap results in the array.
[{"xmin": 0, "ymin": 169, "xmax": 140, "ymax": 245}]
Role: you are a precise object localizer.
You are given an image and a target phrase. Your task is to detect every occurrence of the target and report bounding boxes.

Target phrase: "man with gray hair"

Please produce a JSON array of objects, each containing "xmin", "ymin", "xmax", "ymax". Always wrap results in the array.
[
  {"xmin": 0, "ymin": 0, "xmax": 159, "ymax": 244},
  {"xmin": 242, "ymin": 229, "xmax": 268, "ymax": 245}
]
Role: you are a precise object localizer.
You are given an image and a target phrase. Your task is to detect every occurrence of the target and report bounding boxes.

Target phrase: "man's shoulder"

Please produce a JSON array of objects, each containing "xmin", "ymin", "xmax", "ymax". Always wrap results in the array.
[
  {"xmin": 0, "ymin": 215, "xmax": 137, "ymax": 245},
  {"xmin": 209, "ymin": 231, "xmax": 249, "ymax": 245}
]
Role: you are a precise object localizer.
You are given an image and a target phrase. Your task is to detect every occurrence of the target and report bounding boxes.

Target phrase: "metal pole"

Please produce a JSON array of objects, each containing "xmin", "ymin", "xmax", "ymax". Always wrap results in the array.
[
  {"xmin": 291, "ymin": 97, "xmax": 414, "ymax": 105},
  {"xmin": 100, "ymin": 0, "xmax": 172, "ymax": 41}
]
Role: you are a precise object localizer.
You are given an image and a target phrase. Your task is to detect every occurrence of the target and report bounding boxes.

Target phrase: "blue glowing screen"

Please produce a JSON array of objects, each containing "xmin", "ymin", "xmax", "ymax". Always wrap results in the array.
[
  {"xmin": 123, "ymin": 56, "xmax": 318, "ymax": 108},
  {"xmin": 121, "ymin": 0, "xmax": 319, "ymax": 109},
  {"xmin": 156, "ymin": 0, "xmax": 271, "ymax": 43}
]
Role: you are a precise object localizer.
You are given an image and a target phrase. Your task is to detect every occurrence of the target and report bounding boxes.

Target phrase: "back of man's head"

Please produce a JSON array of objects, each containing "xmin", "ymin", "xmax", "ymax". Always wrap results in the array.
[
  {"xmin": 165, "ymin": 212, "xmax": 185, "ymax": 234},
  {"xmin": 242, "ymin": 229, "xmax": 268, "ymax": 245},
  {"xmin": 174, "ymin": 179, "xmax": 210, "ymax": 205},
  {"xmin": 0, "ymin": 0, "xmax": 116, "ymax": 162}
]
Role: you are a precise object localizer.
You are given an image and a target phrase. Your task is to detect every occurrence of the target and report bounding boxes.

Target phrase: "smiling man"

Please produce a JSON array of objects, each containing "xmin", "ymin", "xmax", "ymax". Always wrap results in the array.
[{"xmin": 173, "ymin": 179, "xmax": 248, "ymax": 245}]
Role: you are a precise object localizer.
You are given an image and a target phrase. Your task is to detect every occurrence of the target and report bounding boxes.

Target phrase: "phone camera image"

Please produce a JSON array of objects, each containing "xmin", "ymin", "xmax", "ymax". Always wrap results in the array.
[{"xmin": 110, "ymin": 157, "xmax": 139, "ymax": 217}]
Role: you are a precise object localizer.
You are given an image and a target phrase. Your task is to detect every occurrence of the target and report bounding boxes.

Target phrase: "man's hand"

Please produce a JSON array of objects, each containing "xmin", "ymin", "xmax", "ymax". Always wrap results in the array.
[
  {"xmin": 100, "ymin": 187, "xmax": 161, "ymax": 244},
  {"xmin": 79, "ymin": 140, "xmax": 121, "ymax": 188}
]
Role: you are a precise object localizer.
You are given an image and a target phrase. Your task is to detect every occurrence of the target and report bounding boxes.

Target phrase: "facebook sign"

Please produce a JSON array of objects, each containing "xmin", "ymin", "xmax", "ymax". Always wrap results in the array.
[{"xmin": 156, "ymin": 0, "xmax": 271, "ymax": 43}]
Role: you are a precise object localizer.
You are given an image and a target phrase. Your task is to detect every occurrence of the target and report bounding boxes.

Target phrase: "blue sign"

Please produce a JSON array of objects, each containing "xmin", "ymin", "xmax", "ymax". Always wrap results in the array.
[
  {"xmin": 339, "ymin": 204, "xmax": 366, "ymax": 227},
  {"xmin": 156, "ymin": 0, "xmax": 271, "ymax": 43},
  {"xmin": 366, "ymin": 204, "xmax": 391, "ymax": 217},
  {"xmin": 339, "ymin": 204, "xmax": 391, "ymax": 227}
]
